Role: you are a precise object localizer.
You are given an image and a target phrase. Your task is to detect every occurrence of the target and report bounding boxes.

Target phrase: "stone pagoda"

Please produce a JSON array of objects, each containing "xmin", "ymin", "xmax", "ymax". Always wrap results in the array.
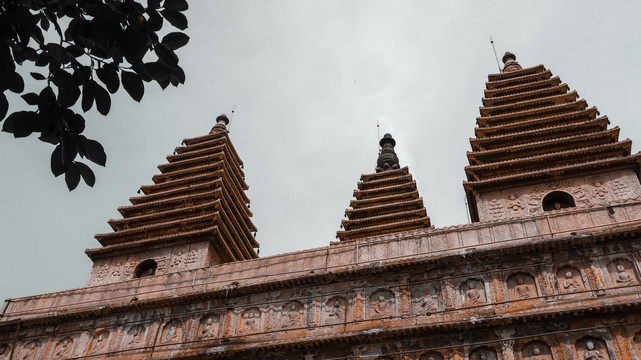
[{"xmin": 1, "ymin": 53, "xmax": 641, "ymax": 360}]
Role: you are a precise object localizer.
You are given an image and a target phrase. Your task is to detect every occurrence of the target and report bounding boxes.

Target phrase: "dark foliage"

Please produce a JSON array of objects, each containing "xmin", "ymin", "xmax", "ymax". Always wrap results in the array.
[{"xmin": 0, "ymin": 0, "xmax": 189, "ymax": 190}]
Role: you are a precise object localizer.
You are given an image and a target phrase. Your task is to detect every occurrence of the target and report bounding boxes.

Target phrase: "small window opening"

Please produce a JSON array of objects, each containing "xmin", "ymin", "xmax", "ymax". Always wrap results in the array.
[
  {"xmin": 134, "ymin": 259, "xmax": 157, "ymax": 278},
  {"xmin": 542, "ymin": 191, "xmax": 576, "ymax": 211}
]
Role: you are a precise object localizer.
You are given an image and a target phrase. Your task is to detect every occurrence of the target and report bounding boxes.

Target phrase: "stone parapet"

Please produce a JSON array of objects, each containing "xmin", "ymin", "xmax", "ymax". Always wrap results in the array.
[{"xmin": 3, "ymin": 201, "xmax": 641, "ymax": 324}]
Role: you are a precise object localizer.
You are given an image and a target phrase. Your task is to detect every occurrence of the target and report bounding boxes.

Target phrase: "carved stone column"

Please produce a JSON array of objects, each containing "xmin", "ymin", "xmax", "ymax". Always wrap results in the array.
[
  {"xmin": 450, "ymin": 347, "xmax": 464, "ymax": 360},
  {"xmin": 489, "ymin": 272, "xmax": 505, "ymax": 304},
  {"xmin": 222, "ymin": 308, "xmax": 235, "ymax": 338},
  {"xmin": 307, "ymin": 286, "xmax": 323, "ymax": 327},
  {"xmin": 442, "ymin": 280, "xmax": 457, "ymax": 310},
  {"xmin": 352, "ymin": 290, "xmax": 365, "ymax": 322},
  {"xmin": 263, "ymin": 303, "xmax": 277, "ymax": 332},
  {"xmin": 536, "ymin": 264, "xmax": 556, "ymax": 300},
  {"xmin": 609, "ymin": 327, "xmax": 635, "ymax": 360},
  {"xmin": 398, "ymin": 276, "xmax": 412, "ymax": 315},
  {"xmin": 501, "ymin": 339, "xmax": 515, "ymax": 360},
  {"xmin": 585, "ymin": 260, "xmax": 607, "ymax": 296}
]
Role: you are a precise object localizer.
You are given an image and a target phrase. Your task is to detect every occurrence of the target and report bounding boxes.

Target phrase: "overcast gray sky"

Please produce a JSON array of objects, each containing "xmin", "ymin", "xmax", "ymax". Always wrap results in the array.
[{"xmin": 1, "ymin": 1, "xmax": 640, "ymax": 301}]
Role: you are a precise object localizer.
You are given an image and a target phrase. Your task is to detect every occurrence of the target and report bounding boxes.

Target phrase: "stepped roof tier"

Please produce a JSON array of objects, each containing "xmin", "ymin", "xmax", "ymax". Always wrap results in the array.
[
  {"xmin": 86, "ymin": 114, "xmax": 259, "ymax": 262},
  {"xmin": 336, "ymin": 133, "xmax": 431, "ymax": 242},
  {"xmin": 464, "ymin": 52, "xmax": 641, "ymax": 222}
]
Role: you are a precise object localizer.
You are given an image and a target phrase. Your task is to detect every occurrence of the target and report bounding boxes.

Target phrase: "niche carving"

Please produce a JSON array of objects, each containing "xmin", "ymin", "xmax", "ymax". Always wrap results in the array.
[
  {"xmin": 198, "ymin": 313, "xmax": 221, "ymax": 338},
  {"xmin": 576, "ymin": 336, "xmax": 610, "ymax": 360},
  {"xmin": 412, "ymin": 282, "xmax": 441, "ymax": 314},
  {"xmin": 522, "ymin": 341, "xmax": 553, "ymax": 360},
  {"xmin": 160, "ymin": 319, "xmax": 183, "ymax": 344},
  {"xmin": 126, "ymin": 325, "xmax": 146, "ymax": 348},
  {"xmin": 369, "ymin": 290, "xmax": 396, "ymax": 318},
  {"xmin": 470, "ymin": 346, "xmax": 498, "ymax": 360},
  {"xmin": 19, "ymin": 340, "xmax": 41, "ymax": 360},
  {"xmin": 606, "ymin": 258, "xmax": 639, "ymax": 286},
  {"xmin": 461, "ymin": 279, "xmax": 487, "ymax": 306},
  {"xmin": 281, "ymin": 301, "xmax": 305, "ymax": 328},
  {"xmin": 239, "ymin": 307, "xmax": 261, "ymax": 334},
  {"xmin": 88, "ymin": 330, "xmax": 110, "ymax": 356},
  {"xmin": 419, "ymin": 350, "xmax": 445, "ymax": 360},
  {"xmin": 507, "ymin": 272, "xmax": 537, "ymax": 300},
  {"xmin": 324, "ymin": 296, "xmax": 346, "ymax": 324},
  {"xmin": 556, "ymin": 266, "xmax": 586, "ymax": 294}
]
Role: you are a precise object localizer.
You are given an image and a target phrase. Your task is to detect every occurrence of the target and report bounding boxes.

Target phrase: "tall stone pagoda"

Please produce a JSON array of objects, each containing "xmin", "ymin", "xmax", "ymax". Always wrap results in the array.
[{"xmin": 2, "ymin": 53, "xmax": 641, "ymax": 360}]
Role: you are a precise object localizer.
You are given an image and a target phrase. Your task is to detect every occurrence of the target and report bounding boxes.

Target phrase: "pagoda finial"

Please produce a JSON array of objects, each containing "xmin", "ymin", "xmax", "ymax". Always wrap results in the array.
[
  {"xmin": 211, "ymin": 114, "xmax": 229, "ymax": 133},
  {"xmin": 375, "ymin": 133, "xmax": 400, "ymax": 173},
  {"xmin": 501, "ymin": 51, "xmax": 522, "ymax": 73}
]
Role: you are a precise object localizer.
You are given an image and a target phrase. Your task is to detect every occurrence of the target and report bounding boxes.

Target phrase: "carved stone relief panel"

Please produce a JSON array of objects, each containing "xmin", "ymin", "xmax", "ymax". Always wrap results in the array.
[
  {"xmin": 125, "ymin": 324, "xmax": 147, "ymax": 349},
  {"xmin": 169, "ymin": 246, "xmax": 189, "ymax": 273},
  {"xmin": 17, "ymin": 340, "xmax": 41, "ymax": 360},
  {"xmin": 0, "ymin": 344, "xmax": 10, "ymax": 360},
  {"xmin": 521, "ymin": 341, "xmax": 553, "ymax": 360},
  {"xmin": 160, "ymin": 318, "xmax": 183, "ymax": 344},
  {"xmin": 281, "ymin": 301, "xmax": 305, "ymax": 329},
  {"xmin": 507, "ymin": 272, "xmax": 538, "ymax": 301},
  {"xmin": 470, "ymin": 346, "xmax": 498, "ymax": 360},
  {"xmin": 87, "ymin": 329, "xmax": 110, "ymax": 356},
  {"xmin": 575, "ymin": 336, "xmax": 610, "ymax": 360},
  {"xmin": 411, "ymin": 282, "xmax": 442, "ymax": 314},
  {"xmin": 198, "ymin": 313, "xmax": 221, "ymax": 339},
  {"xmin": 238, "ymin": 307, "xmax": 262, "ymax": 334},
  {"xmin": 605, "ymin": 258, "xmax": 639, "ymax": 287},
  {"xmin": 588, "ymin": 176, "xmax": 611, "ymax": 204},
  {"xmin": 368, "ymin": 289, "xmax": 396, "ymax": 318},
  {"xmin": 460, "ymin": 278, "xmax": 487, "ymax": 307},
  {"xmin": 418, "ymin": 351, "xmax": 445, "ymax": 360},
  {"xmin": 52, "ymin": 336, "xmax": 74, "ymax": 359},
  {"xmin": 323, "ymin": 296, "xmax": 346, "ymax": 325},
  {"xmin": 555, "ymin": 265, "xmax": 587, "ymax": 295}
]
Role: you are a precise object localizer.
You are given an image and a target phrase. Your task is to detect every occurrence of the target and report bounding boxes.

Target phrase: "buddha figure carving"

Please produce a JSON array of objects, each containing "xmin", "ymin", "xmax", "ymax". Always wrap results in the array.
[
  {"xmin": 161, "ymin": 319, "xmax": 181, "ymax": 343},
  {"xmin": 282, "ymin": 302, "xmax": 304, "ymax": 328},
  {"xmin": 370, "ymin": 291, "xmax": 395, "ymax": 317},
  {"xmin": 240, "ymin": 308, "xmax": 261, "ymax": 333},
  {"xmin": 615, "ymin": 264, "xmax": 634, "ymax": 285},
  {"xmin": 199, "ymin": 315, "xmax": 220, "ymax": 338},
  {"xmin": 510, "ymin": 274, "xmax": 536, "ymax": 300},
  {"xmin": 325, "ymin": 297, "xmax": 345, "ymax": 324},
  {"xmin": 127, "ymin": 325, "xmax": 145, "ymax": 347},
  {"xmin": 584, "ymin": 340, "xmax": 605, "ymax": 360},
  {"xmin": 53, "ymin": 337, "xmax": 73, "ymax": 359},
  {"xmin": 462, "ymin": 279, "xmax": 486, "ymax": 306},
  {"xmin": 417, "ymin": 285, "xmax": 439, "ymax": 313},
  {"xmin": 88, "ymin": 331, "xmax": 109, "ymax": 355}
]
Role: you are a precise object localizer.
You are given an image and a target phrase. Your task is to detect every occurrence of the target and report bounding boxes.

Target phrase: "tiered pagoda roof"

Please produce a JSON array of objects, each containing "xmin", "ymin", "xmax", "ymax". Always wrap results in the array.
[
  {"xmin": 336, "ymin": 133, "xmax": 431, "ymax": 242},
  {"xmin": 86, "ymin": 115, "xmax": 259, "ymax": 262},
  {"xmin": 464, "ymin": 52, "xmax": 641, "ymax": 222}
]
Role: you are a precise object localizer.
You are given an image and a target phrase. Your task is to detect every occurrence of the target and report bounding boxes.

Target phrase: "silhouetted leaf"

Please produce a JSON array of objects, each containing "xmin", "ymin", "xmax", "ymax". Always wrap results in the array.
[
  {"xmin": 170, "ymin": 65, "xmax": 185, "ymax": 85},
  {"xmin": 67, "ymin": 112, "xmax": 85, "ymax": 133},
  {"xmin": 82, "ymin": 80, "xmax": 95, "ymax": 112},
  {"xmin": 0, "ymin": 93, "xmax": 7, "ymax": 120},
  {"xmin": 65, "ymin": 162, "xmax": 81, "ymax": 191},
  {"xmin": 76, "ymin": 161, "xmax": 95, "ymax": 187},
  {"xmin": 47, "ymin": 43, "xmax": 70, "ymax": 64},
  {"xmin": 161, "ymin": 32, "xmax": 189, "ymax": 50},
  {"xmin": 61, "ymin": 132, "xmax": 77, "ymax": 167},
  {"xmin": 92, "ymin": 80, "xmax": 111, "ymax": 115},
  {"xmin": 53, "ymin": 70, "xmax": 80, "ymax": 107},
  {"xmin": 131, "ymin": 61, "xmax": 153, "ymax": 82},
  {"xmin": 164, "ymin": 0, "xmax": 189, "ymax": 12},
  {"xmin": 30, "ymin": 72, "xmax": 46, "ymax": 80},
  {"xmin": 51, "ymin": 145, "xmax": 65, "ymax": 177},
  {"xmin": 6, "ymin": 72, "xmax": 24, "ymax": 93},
  {"xmin": 121, "ymin": 71, "xmax": 144, "ymax": 101},
  {"xmin": 21, "ymin": 92, "xmax": 40, "ymax": 105},
  {"xmin": 5, "ymin": 111, "xmax": 37, "ymax": 138},
  {"xmin": 145, "ymin": 61, "xmax": 170, "ymax": 81},
  {"xmin": 96, "ymin": 66, "xmax": 119, "ymax": 93},
  {"xmin": 147, "ymin": 11, "xmax": 163, "ymax": 31},
  {"xmin": 84, "ymin": 138, "xmax": 107, "ymax": 166},
  {"xmin": 155, "ymin": 44, "xmax": 178, "ymax": 67},
  {"xmin": 160, "ymin": 9, "xmax": 187, "ymax": 30}
]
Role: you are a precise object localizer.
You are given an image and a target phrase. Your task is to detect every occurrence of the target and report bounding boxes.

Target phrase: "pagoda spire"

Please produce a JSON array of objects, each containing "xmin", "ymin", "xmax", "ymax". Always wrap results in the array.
[
  {"xmin": 464, "ymin": 55, "xmax": 641, "ymax": 222},
  {"xmin": 502, "ymin": 51, "xmax": 522, "ymax": 72},
  {"xmin": 85, "ymin": 114, "xmax": 259, "ymax": 285},
  {"xmin": 376, "ymin": 133, "xmax": 400, "ymax": 172},
  {"xmin": 336, "ymin": 134, "xmax": 431, "ymax": 242}
]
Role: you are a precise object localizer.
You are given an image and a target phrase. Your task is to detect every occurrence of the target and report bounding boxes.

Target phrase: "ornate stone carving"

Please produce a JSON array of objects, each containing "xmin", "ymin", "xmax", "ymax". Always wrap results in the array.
[
  {"xmin": 18, "ymin": 340, "xmax": 41, "ymax": 360},
  {"xmin": 470, "ymin": 346, "xmax": 498, "ymax": 360},
  {"xmin": 353, "ymin": 291, "xmax": 365, "ymax": 321},
  {"xmin": 522, "ymin": 341, "xmax": 553, "ymax": 360},
  {"xmin": 605, "ymin": 258, "xmax": 639, "ymax": 287},
  {"xmin": 461, "ymin": 278, "xmax": 487, "ymax": 306},
  {"xmin": 488, "ymin": 199, "xmax": 505, "ymax": 219},
  {"xmin": 126, "ymin": 324, "xmax": 146, "ymax": 348},
  {"xmin": 576, "ymin": 337, "xmax": 609, "ymax": 360},
  {"xmin": 611, "ymin": 179, "xmax": 631, "ymax": 199},
  {"xmin": 324, "ymin": 296, "xmax": 346, "ymax": 324},
  {"xmin": 507, "ymin": 193, "xmax": 524, "ymax": 214},
  {"xmin": 369, "ymin": 290, "xmax": 395, "ymax": 318},
  {"xmin": 556, "ymin": 266, "xmax": 586, "ymax": 294},
  {"xmin": 87, "ymin": 329, "xmax": 110, "ymax": 356},
  {"xmin": 239, "ymin": 308, "xmax": 261, "ymax": 334},
  {"xmin": 160, "ymin": 319, "xmax": 183, "ymax": 344},
  {"xmin": 501, "ymin": 339, "xmax": 516, "ymax": 360},
  {"xmin": 412, "ymin": 283, "xmax": 441, "ymax": 314},
  {"xmin": 419, "ymin": 351, "xmax": 444, "ymax": 360},
  {"xmin": 442, "ymin": 279, "xmax": 456, "ymax": 309},
  {"xmin": 199, "ymin": 313, "xmax": 221, "ymax": 338},
  {"xmin": 281, "ymin": 301, "xmax": 304, "ymax": 328},
  {"xmin": 592, "ymin": 180, "xmax": 609, "ymax": 201},
  {"xmin": 507, "ymin": 272, "xmax": 537, "ymax": 301}
]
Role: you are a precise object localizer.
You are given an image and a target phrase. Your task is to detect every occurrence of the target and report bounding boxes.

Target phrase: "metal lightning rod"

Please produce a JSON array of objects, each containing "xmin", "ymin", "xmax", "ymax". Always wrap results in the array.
[
  {"xmin": 377, "ymin": 120, "xmax": 381, "ymax": 153},
  {"xmin": 490, "ymin": 35, "xmax": 501, "ymax": 72},
  {"xmin": 227, "ymin": 105, "xmax": 236, "ymax": 131}
]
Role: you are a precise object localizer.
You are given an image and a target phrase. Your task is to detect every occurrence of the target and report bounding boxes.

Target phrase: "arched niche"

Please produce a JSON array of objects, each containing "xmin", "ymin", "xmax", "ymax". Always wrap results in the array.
[
  {"xmin": 507, "ymin": 272, "xmax": 538, "ymax": 300},
  {"xmin": 134, "ymin": 259, "xmax": 157, "ymax": 278},
  {"xmin": 542, "ymin": 191, "xmax": 576, "ymax": 211}
]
